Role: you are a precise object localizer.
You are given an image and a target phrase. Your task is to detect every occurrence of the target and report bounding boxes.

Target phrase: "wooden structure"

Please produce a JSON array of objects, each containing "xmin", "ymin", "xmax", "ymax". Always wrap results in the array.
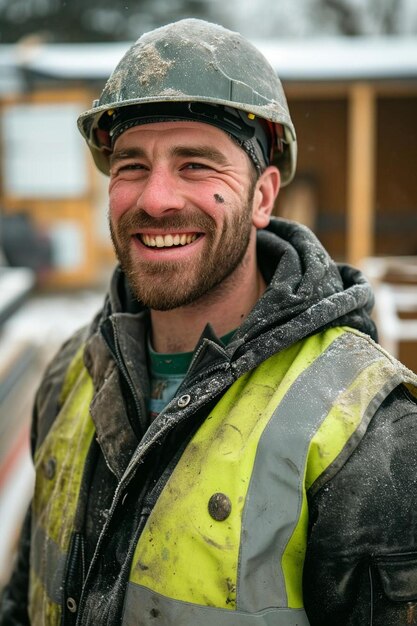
[{"xmin": 279, "ymin": 78, "xmax": 417, "ymax": 265}]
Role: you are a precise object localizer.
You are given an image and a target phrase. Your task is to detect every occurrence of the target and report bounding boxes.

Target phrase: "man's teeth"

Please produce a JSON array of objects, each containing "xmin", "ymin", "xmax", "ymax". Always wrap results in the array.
[{"xmin": 141, "ymin": 233, "xmax": 198, "ymax": 248}]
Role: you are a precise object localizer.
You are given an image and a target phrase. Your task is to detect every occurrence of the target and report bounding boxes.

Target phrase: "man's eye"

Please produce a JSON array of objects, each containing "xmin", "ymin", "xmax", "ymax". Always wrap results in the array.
[
  {"xmin": 120, "ymin": 163, "xmax": 145, "ymax": 171},
  {"xmin": 183, "ymin": 162, "xmax": 210, "ymax": 171},
  {"xmin": 112, "ymin": 163, "xmax": 145, "ymax": 176}
]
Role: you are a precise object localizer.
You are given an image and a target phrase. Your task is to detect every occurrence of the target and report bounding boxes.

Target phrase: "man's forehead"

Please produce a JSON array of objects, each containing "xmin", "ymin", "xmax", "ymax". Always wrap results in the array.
[{"xmin": 115, "ymin": 119, "xmax": 232, "ymax": 143}]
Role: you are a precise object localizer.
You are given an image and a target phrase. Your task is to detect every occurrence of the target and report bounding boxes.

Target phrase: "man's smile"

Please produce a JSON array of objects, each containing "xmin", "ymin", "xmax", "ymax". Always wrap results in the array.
[{"xmin": 138, "ymin": 233, "xmax": 200, "ymax": 248}]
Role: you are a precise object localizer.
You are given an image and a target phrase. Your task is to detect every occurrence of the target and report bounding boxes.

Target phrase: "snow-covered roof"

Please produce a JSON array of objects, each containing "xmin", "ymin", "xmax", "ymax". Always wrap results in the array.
[
  {"xmin": 255, "ymin": 37, "xmax": 417, "ymax": 81},
  {"xmin": 1, "ymin": 36, "xmax": 416, "ymax": 94}
]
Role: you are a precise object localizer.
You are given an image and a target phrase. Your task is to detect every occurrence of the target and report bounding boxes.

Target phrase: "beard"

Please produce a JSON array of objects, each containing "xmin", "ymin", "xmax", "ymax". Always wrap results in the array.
[{"xmin": 109, "ymin": 188, "xmax": 256, "ymax": 311}]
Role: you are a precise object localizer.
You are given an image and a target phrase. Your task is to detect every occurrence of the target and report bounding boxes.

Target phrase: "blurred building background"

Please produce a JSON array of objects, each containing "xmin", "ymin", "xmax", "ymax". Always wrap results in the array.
[{"xmin": 0, "ymin": 0, "xmax": 417, "ymax": 588}]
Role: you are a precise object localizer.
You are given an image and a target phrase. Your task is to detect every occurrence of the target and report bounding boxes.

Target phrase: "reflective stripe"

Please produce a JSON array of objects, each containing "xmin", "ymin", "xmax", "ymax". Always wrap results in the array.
[
  {"xmin": 123, "ymin": 582, "xmax": 310, "ymax": 626},
  {"xmin": 32, "ymin": 523, "xmax": 67, "ymax": 605},
  {"xmin": 237, "ymin": 331, "xmax": 382, "ymax": 611}
]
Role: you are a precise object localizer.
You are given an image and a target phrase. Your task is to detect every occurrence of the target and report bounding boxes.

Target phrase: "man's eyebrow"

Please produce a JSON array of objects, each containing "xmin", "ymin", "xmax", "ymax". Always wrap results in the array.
[
  {"xmin": 109, "ymin": 145, "xmax": 230, "ymax": 167},
  {"xmin": 109, "ymin": 147, "xmax": 146, "ymax": 167},
  {"xmin": 171, "ymin": 146, "xmax": 229, "ymax": 166}
]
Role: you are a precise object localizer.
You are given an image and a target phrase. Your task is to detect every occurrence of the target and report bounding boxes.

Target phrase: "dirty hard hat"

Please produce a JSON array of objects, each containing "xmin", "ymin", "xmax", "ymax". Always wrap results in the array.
[{"xmin": 77, "ymin": 18, "xmax": 297, "ymax": 185}]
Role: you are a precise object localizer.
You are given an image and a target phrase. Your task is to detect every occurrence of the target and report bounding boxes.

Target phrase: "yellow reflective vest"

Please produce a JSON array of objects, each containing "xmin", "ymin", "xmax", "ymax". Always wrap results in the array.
[{"xmin": 29, "ymin": 326, "xmax": 417, "ymax": 625}]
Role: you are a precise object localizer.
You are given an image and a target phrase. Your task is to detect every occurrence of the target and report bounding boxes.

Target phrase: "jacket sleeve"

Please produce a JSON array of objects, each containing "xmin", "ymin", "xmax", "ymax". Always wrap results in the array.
[
  {"xmin": 0, "ymin": 508, "xmax": 31, "ymax": 625},
  {"xmin": 303, "ymin": 384, "xmax": 417, "ymax": 626}
]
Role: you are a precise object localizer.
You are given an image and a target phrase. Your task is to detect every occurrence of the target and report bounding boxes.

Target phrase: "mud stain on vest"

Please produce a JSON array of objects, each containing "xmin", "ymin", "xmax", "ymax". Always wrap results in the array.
[{"xmin": 225, "ymin": 577, "xmax": 237, "ymax": 607}]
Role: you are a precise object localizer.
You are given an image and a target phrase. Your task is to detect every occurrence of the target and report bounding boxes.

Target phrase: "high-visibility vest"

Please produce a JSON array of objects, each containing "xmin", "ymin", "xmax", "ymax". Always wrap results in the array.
[{"xmin": 29, "ymin": 327, "xmax": 417, "ymax": 625}]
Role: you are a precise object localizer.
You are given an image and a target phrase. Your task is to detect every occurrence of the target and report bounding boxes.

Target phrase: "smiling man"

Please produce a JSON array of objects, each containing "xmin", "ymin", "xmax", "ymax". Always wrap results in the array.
[{"xmin": 1, "ymin": 18, "xmax": 417, "ymax": 626}]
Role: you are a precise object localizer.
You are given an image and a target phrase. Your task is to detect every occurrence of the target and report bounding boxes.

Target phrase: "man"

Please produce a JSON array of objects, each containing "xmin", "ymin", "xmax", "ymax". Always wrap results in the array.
[{"xmin": 1, "ymin": 18, "xmax": 417, "ymax": 626}]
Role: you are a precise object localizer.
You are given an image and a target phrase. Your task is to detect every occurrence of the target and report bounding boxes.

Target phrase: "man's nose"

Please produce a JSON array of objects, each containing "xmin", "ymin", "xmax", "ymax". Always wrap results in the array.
[{"xmin": 137, "ymin": 167, "xmax": 186, "ymax": 217}]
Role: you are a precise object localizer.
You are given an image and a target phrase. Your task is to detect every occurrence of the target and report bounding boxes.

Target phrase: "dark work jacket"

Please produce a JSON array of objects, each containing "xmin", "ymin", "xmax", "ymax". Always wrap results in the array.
[{"xmin": 1, "ymin": 217, "xmax": 417, "ymax": 625}]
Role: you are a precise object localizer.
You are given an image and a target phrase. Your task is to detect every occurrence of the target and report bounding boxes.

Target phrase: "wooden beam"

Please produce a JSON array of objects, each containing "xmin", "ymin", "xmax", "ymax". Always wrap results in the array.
[{"xmin": 346, "ymin": 83, "xmax": 377, "ymax": 266}]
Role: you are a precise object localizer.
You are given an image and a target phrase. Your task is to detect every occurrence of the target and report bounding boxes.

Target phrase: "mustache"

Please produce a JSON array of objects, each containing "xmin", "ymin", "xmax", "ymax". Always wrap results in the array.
[{"xmin": 110, "ymin": 208, "xmax": 216, "ymax": 233}]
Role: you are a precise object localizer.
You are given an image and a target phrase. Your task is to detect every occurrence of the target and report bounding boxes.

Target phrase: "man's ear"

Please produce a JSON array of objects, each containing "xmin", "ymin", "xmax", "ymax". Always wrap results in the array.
[{"xmin": 252, "ymin": 166, "xmax": 281, "ymax": 229}]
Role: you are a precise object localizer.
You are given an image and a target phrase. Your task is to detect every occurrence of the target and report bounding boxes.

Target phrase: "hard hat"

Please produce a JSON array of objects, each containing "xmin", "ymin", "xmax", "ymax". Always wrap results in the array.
[{"xmin": 77, "ymin": 18, "xmax": 297, "ymax": 185}]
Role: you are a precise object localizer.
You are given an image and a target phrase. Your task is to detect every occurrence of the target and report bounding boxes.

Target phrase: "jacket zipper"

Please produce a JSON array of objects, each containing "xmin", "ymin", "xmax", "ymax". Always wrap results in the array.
[
  {"xmin": 368, "ymin": 562, "xmax": 374, "ymax": 625},
  {"xmin": 62, "ymin": 532, "xmax": 84, "ymax": 626}
]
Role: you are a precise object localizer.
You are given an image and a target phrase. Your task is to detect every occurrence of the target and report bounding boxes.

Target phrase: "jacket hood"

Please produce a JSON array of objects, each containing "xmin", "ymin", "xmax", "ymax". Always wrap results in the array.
[{"xmin": 227, "ymin": 218, "xmax": 377, "ymax": 368}]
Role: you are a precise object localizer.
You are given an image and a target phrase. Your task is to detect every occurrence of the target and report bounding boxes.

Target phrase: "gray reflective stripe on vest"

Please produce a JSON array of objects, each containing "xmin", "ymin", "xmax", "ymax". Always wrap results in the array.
[
  {"xmin": 123, "ymin": 583, "xmax": 310, "ymax": 625},
  {"xmin": 32, "ymin": 523, "xmax": 67, "ymax": 605},
  {"xmin": 237, "ymin": 332, "xmax": 382, "ymax": 611}
]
